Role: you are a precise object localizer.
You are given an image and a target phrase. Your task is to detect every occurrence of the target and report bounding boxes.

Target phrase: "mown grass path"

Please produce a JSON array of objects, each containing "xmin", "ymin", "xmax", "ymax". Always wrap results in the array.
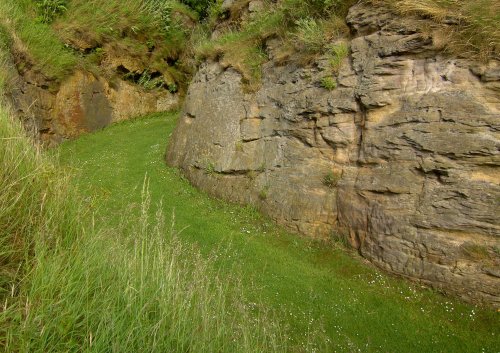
[{"xmin": 58, "ymin": 112, "xmax": 499, "ymax": 352}]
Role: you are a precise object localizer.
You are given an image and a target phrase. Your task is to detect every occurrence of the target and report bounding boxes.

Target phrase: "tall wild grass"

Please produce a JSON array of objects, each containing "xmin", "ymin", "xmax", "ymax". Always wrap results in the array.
[{"xmin": 0, "ymin": 103, "xmax": 286, "ymax": 352}]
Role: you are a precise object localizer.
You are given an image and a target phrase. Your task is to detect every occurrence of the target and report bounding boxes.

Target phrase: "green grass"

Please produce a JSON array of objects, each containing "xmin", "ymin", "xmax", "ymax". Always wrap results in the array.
[
  {"xmin": 320, "ymin": 76, "xmax": 337, "ymax": 90},
  {"xmin": 56, "ymin": 112, "xmax": 499, "ymax": 352},
  {"xmin": 0, "ymin": 102, "xmax": 82, "ymax": 290},
  {"xmin": 0, "ymin": 104, "xmax": 287, "ymax": 352},
  {"xmin": 0, "ymin": 0, "xmax": 77, "ymax": 80}
]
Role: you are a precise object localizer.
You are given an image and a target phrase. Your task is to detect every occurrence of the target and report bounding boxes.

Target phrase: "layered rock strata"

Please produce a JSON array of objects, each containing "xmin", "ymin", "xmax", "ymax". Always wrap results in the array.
[{"xmin": 167, "ymin": 4, "xmax": 500, "ymax": 306}]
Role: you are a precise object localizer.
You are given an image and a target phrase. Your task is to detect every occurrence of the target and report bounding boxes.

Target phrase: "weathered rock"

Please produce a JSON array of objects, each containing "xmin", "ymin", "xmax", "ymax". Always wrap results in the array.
[
  {"xmin": 167, "ymin": 4, "xmax": 500, "ymax": 306},
  {"xmin": 9, "ymin": 68, "xmax": 179, "ymax": 145}
]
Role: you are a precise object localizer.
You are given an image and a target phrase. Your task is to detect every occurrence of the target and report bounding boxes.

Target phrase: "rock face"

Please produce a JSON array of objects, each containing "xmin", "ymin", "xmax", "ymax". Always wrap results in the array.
[
  {"xmin": 167, "ymin": 4, "xmax": 500, "ymax": 306},
  {"xmin": 9, "ymin": 66, "xmax": 178, "ymax": 145}
]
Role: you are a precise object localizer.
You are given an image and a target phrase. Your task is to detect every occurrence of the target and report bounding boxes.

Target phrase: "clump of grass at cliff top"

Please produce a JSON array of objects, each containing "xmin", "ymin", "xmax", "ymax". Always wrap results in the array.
[
  {"xmin": 195, "ymin": 11, "xmax": 281, "ymax": 90},
  {"xmin": 0, "ymin": 102, "xmax": 288, "ymax": 352},
  {"xmin": 370, "ymin": 0, "xmax": 500, "ymax": 60},
  {"xmin": 58, "ymin": 0, "xmax": 196, "ymax": 60},
  {"xmin": 58, "ymin": 0, "xmax": 198, "ymax": 91}
]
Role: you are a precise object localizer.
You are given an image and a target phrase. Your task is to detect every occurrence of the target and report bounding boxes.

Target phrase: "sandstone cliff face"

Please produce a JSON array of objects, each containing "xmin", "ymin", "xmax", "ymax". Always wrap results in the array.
[
  {"xmin": 9, "ymin": 63, "xmax": 178, "ymax": 145},
  {"xmin": 167, "ymin": 4, "xmax": 500, "ymax": 306}
]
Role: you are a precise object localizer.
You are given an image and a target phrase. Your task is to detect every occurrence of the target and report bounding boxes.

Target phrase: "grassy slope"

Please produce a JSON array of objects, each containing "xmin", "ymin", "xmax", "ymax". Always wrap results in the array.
[
  {"xmin": 0, "ymin": 0, "xmax": 77, "ymax": 80},
  {"xmin": 58, "ymin": 112, "xmax": 499, "ymax": 352}
]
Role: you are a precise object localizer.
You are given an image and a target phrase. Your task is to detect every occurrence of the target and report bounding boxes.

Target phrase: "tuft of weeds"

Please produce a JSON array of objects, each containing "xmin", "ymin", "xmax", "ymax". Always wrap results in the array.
[
  {"xmin": 460, "ymin": 242, "xmax": 493, "ymax": 260},
  {"xmin": 328, "ymin": 42, "xmax": 349, "ymax": 73},
  {"xmin": 34, "ymin": 0, "xmax": 68, "ymax": 24},
  {"xmin": 322, "ymin": 170, "xmax": 340, "ymax": 188},
  {"xmin": 329, "ymin": 230, "xmax": 351, "ymax": 249},
  {"xmin": 258, "ymin": 186, "xmax": 269, "ymax": 200},
  {"xmin": 320, "ymin": 76, "xmax": 337, "ymax": 90},
  {"xmin": 292, "ymin": 17, "xmax": 326, "ymax": 52},
  {"xmin": 204, "ymin": 161, "xmax": 217, "ymax": 175},
  {"xmin": 86, "ymin": 47, "xmax": 105, "ymax": 65},
  {"xmin": 318, "ymin": 42, "xmax": 348, "ymax": 90},
  {"xmin": 247, "ymin": 170, "xmax": 258, "ymax": 180}
]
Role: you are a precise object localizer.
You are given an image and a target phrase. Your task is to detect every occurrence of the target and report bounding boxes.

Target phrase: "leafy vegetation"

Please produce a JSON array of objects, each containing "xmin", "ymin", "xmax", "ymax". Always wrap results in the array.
[
  {"xmin": 195, "ymin": 0, "xmax": 354, "ymax": 88},
  {"xmin": 180, "ymin": 0, "xmax": 216, "ymax": 19},
  {"xmin": 196, "ymin": 0, "xmax": 498, "ymax": 87},
  {"xmin": 0, "ymin": 0, "xmax": 497, "ymax": 92},
  {"xmin": 322, "ymin": 170, "xmax": 340, "ymax": 187},
  {"xmin": 320, "ymin": 76, "xmax": 337, "ymax": 90},
  {"xmin": 0, "ymin": 0, "xmax": 197, "ymax": 91}
]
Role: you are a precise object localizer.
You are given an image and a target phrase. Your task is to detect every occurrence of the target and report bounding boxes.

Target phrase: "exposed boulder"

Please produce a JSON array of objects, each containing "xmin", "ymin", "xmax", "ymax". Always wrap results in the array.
[{"xmin": 167, "ymin": 4, "xmax": 500, "ymax": 306}]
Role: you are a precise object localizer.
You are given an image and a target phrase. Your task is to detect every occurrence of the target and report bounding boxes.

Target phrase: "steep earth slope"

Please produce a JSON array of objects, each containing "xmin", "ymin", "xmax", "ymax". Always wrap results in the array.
[{"xmin": 167, "ymin": 3, "xmax": 500, "ymax": 306}]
